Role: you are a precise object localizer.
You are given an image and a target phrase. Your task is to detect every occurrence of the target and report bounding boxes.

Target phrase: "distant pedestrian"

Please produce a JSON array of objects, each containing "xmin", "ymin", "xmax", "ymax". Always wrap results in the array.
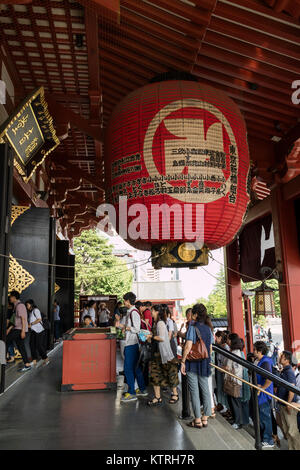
[
  {"xmin": 86, "ymin": 300, "xmax": 97, "ymax": 327},
  {"xmin": 268, "ymin": 328, "xmax": 272, "ymax": 341},
  {"xmin": 6, "ymin": 291, "xmax": 31, "ymax": 371},
  {"xmin": 276, "ymin": 351, "xmax": 300, "ymax": 450},
  {"xmin": 26, "ymin": 299, "xmax": 49, "ymax": 367},
  {"xmin": 117, "ymin": 292, "xmax": 147, "ymax": 402},
  {"xmin": 53, "ymin": 299, "xmax": 62, "ymax": 341},
  {"xmin": 98, "ymin": 302, "xmax": 110, "ymax": 327}
]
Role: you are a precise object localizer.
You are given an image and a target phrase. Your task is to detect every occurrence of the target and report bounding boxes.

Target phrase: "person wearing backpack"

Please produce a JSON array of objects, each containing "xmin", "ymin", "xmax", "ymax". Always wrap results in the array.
[
  {"xmin": 116, "ymin": 292, "xmax": 147, "ymax": 402},
  {"xmin": 26, "ymin": 299, "xmax": 50, "ymax": 367},
  {"xmin": 7, "ymin": 290, "xmax": 32, "ymax": 371}
]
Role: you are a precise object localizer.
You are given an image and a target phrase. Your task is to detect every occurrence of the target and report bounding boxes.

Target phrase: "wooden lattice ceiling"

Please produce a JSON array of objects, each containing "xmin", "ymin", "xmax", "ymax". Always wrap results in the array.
[{"xmin": 0, "ymin": 0, "xmax": 299, "ymax": 238}]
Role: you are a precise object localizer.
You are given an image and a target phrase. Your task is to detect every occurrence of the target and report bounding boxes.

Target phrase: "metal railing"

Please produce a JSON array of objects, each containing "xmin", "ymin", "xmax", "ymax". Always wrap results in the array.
[{"xmin": 180, "ymin": 344, "xmax": 300, "ymax": 450}]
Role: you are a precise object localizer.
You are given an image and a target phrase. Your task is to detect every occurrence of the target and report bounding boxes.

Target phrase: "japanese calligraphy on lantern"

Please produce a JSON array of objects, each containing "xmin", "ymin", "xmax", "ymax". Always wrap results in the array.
[
  {"xmin": 0, "ymin": 87, "xmax": 59, "ymax": 182},
  {"xmin": 142, "ymin": 99, "xmax": 237, "ymax": 204}
]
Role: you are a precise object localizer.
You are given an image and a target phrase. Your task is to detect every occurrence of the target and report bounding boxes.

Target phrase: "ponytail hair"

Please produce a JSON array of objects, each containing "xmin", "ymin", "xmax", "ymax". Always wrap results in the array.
[
  {"xmin": 152, "ymin": 304, "xmax": 167, "ymax": 323},
  {"xmin": 192, "ymin": 303, "xmax": 207, "ymax": 324}
]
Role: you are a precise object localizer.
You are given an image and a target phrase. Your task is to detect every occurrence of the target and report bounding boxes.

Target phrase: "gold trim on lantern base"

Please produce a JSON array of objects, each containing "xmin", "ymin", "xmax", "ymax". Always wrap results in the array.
[{"xmin": 152, "ymin": 242, "xmax": 209, "ymax": 269}]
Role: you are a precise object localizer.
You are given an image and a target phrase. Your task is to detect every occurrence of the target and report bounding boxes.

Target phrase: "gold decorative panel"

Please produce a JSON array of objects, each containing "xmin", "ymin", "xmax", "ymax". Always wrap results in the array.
[
  {"xmin": 9, "ymin": 205, "xmax": 34, "ymax": 294},
  {"xmin": 11, "ymin": 206, "xmax": 30, "ymax": 226},
  {"xmin": 55, "ymin": 283, "xmax": 61, "ymax": 294},
  {"xmin": 8, "ymin": 254, "xmax": 35, "ymax": 294}
]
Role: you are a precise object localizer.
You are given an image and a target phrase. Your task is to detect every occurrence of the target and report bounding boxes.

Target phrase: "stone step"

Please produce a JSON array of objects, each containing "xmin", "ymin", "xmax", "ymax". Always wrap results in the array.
[{"xmin": 177, "ymin": 412, "xmax": 256, "ymax": 450}]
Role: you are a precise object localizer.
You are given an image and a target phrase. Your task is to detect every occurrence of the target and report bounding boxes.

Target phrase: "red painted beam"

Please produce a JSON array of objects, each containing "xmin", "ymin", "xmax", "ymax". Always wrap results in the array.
[
  {"xmin": 224, "ymin": 240, "xmax": 246, "ymax": 346},
  {"xmin": 46, "ymin": 94, "xmax": 103, "ymax": 143},
  {"xmin": 204, "ymin": 30, "xmax": 300, "ymax": 74},
  {"xmin": 76, "ymin": 0, "xmax": 119, "ymax": 19},
  {"xmin": 121, "ymin": 0, "xmax": 205, "ymax": 39},
  {"xmin": 215, "ymin": 1, "xmax": 300, "ymax": 44},
  {"xmin": 209, "ymin": 16, "xmax": 300, "ymax": 61},
  {"xmin": 271, "ymin": 187, "xmax": 300, "ymax": 359},
  {"xmin": 199, "ymin": 43, "xmax": 296, "ymax": 84}
]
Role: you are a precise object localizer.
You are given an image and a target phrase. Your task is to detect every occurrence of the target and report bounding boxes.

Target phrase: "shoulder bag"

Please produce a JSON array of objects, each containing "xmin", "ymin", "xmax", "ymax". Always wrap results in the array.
[{"xmin": 186, "ymin": 326, "xmax": 209, "ymax": 361}]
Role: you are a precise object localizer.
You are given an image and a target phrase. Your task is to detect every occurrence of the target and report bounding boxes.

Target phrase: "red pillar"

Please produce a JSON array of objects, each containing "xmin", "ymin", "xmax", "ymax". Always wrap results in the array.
[
  {"xmin": 224, "ymin": 240, "xmax": 245, "ymax": 345},
  {"xmin": 271, "ymin": 187, "xmax": 300, "ymax": 362}
]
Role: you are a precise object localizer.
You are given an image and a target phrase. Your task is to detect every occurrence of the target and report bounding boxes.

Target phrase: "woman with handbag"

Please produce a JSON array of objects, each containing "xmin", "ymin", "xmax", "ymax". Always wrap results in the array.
[
  {"xmin": 223, "ymin": 336, "xmax": 245, "ymax": 429},
  {"xmin": 146, "ymin": 304, "xmax": 179, "ymax": 406},
  {"xmin": 181, "ymin": 303, "xmax": 212, "ymax": 429}
]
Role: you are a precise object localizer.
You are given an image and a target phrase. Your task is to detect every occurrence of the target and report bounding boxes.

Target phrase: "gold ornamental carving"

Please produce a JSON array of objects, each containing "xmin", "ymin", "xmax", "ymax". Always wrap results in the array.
[
  {"xmin": 8, "ymin": 254, "xmax": 35, "ymax": 293},
  {"xmin": 11, "ymin": 206, "xmax": 30, "ymax": 226},
  {"xmin": 55, "ymin": 283, "xmax": 61, "ymax": 294},
  {"xmin": 9, "ymin": 205, "xmax": 35, "ymax": 294}
]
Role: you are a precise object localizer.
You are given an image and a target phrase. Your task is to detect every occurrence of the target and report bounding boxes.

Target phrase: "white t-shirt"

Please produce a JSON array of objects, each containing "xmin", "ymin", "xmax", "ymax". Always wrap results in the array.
[
  {"xmin": 99, "ymin": 309, "xmax": 110, "ymax": 323},
  {"xmin": 88, "ymin": 307, "xmax": 96, "ymax": 323},
  {"xmin": 29, "ymin": 308, "xmax": 44, "ymax": 334},
  {"xmin": 166, "ymin": 317, "xmax": 174, "ymax": 333},
  {"xmin": 81, "ymin": 308, "xmax": 88, "ymax": 322}
]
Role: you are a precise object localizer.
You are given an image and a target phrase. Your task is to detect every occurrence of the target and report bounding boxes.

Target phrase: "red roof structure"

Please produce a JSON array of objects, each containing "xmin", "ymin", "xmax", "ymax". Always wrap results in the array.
[{"xmin": 0, "ymin": 0, "xmax": 299, "ymax": 239}]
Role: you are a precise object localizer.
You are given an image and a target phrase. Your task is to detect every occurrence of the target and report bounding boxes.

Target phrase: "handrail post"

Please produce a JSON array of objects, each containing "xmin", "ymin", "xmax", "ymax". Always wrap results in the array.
[
  {"xmin": 179, "ymin": 371, "xmax": 192, "ymax": 420},
  {"xmin": 251, "ymin": 370, "xmax": 262, "ymax": 450}
]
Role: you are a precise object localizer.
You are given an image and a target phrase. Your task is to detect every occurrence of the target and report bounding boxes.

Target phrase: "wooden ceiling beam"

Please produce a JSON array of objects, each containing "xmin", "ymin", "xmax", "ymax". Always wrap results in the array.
[
  {"xmin": 50, "ymin": 154, "xmax": 104, "ymax": 191},
  {"xmin": 100, "ymin": 34, "xmax": 190, "ymax": 73},
  {"xmin": 199, "ymin": 43, "xmax": 296, "ymax": 84},
  {"xmin": 46, "ymin": 94, "xmax": 103, "ymax": 142},
  {"xmin": 193, "ymin": 56, "xmax": 292, "ymax": 96},
  {"xmin": 147, "ymin": 0, "xmax": 212, "ymax": 26},
  {"xmin": 121, "ymin": 0, "xmax": 206, "ymax": 39},
  {"xmin": 215, "ymin": 1, "xmax": 300, "ymax": 44},
  {"xmin": 121, "ymin": 8, "xmax": 200, "ymax": 51},
  {"xmin": 100, "ymin": 49, "xmax": 153, "ymax": 80},
  {"xmin": 193, "ymin": 65, "xmax": 297, "ymax": 112},
  {"xmin": 209, "ymin": 16, "xmax": 300, "ymax": 61},
  {"xmin": 204, "ymin": 30, "xmax": 300, "ymax": 74},
  {"xmin": 218, "ymin": 0, "xmax": 300, "ymax": 26},
  {"xmin": 105, "ymin": 22, "xmax": 195, "ymax": 64},
  {"xmin": 192, "ymin": 76, "xmax": 296, "ymax": 124}
]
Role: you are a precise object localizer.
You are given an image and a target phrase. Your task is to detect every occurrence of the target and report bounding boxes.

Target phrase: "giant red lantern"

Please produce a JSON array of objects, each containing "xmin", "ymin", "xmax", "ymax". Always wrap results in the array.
[{"xmin": 105, "ymin": 79, "xmax": 250, "ymax": 266}]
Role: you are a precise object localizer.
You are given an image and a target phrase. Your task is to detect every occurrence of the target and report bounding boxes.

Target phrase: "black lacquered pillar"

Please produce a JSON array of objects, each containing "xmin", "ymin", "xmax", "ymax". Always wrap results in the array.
[{"xmin": 0, "ymin": 144, "xmax": 13, "ymax": 394}]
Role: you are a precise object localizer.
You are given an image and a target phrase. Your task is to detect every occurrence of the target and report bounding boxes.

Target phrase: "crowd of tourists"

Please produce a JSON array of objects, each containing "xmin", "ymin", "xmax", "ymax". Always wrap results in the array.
[
  {"xmin": 5, "ymin": 290, "xmax": 62, "ymax": 371},
  {"xmin": 6, "ymin": 288, "xmax": 299, "ymax": 450},
  {"xmin": 111, "ymin": 292, "xmax": 300, "ymax": 450},
  {"xmin": 80, "ymin": 300, "xmax": 118, "ymax": 327}
]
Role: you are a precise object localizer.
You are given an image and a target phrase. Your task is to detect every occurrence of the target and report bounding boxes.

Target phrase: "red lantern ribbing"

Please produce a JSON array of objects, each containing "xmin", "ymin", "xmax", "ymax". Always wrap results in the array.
[{"xmin": 105, "ymin": 80, "xmax": 250, "ymax": 253}]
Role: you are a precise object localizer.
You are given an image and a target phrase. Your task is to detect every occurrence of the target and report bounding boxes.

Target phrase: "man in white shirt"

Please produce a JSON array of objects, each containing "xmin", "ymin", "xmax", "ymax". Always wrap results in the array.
[{"xmin": 118, "ymin": 292, "xmax": 147, "ymax": 402}]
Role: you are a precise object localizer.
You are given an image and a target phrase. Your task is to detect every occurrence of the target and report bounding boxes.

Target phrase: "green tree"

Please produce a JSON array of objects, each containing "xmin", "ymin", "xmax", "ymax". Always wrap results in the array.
[
  {"xmin": 73, "ymin": 230, "xmax": 133, "ymax": 300},
  {"xmin": 181, "ymin": 266, "xmax": 281, "ymax": 320}
]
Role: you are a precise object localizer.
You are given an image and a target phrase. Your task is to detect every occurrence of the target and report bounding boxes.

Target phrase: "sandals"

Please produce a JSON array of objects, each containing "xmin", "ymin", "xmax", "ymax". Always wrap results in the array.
[
  {"xmin": 147, "ymin": 397, "xmax": 162, "ymax": 406},
  {"xmin": 202, "ymin": 418, "xmax": 208, "ymax": 428},
  {"xmin": 187, "ymin": 420, "xmax": 203, "ymax": 429},
  {"xmin": 169, "ymin": 393, "xmax": 179, "ymax": 404}
]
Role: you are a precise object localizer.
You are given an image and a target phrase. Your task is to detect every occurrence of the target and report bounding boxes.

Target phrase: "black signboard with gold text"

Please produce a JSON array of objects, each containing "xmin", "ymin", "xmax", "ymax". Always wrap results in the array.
[{"xmin": 0, "ymin": 87, "xmax": 59, "ymax": 182}]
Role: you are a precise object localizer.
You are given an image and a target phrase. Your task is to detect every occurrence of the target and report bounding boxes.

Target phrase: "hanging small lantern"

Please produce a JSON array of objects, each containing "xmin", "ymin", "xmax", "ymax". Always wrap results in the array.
[{"xmin": 254, "ymin": 282, "xmax": 276, "ymax": 317}]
